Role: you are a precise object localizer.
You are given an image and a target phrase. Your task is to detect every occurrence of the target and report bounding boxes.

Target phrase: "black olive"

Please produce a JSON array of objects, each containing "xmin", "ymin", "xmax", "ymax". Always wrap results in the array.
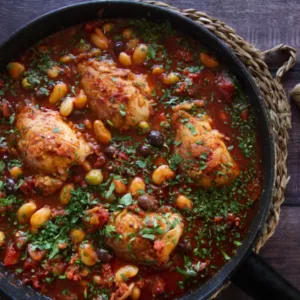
[
  {"xmin": 138, "ymin": 194, "xmax": 158, "ymax": 211},
  {"xmin": 139, "ymin": 145, "xmax": 152, "ymax": 157},
  {"xmin": 147, "ymin": 131, "xmax": 164, "ymax": 147},
  {"xmin": 104, "ymin": 145, "xmax": 118, "ymax": 158},
  {"xmin": 113, "ymin": 41, "xmax": 124, "ymax": 55},
  {"xmin": 178, "ymin": 238, "xmax": 192, "ymax": 253},
  {"xmin": 71, "ymin": 110, "xmax": 85, "ymax": 120},
  {"xmin": 5, "ymin": 178, "xmax": 17, "ymax": 194},
  {"xmin": 97, "ymin": 248, "xmax": 113, "ymax": 263}
]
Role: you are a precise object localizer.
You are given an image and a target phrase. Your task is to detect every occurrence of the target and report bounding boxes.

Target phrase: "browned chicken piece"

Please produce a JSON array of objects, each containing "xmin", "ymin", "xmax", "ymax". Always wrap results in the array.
[
  {"xmin": 77, "ymin": 59, "xmax": 151, "ymax": 130},
  {"xmin": 106, "ymin": 208, "xmax": 184, "ymax": 265},
  {"xmin": 172, "ymin": 110, "xmax": 240, "ymax": 187},
  {"xmin": 34, "ymin": 175, "xmax": 64, "ymax": 196},
  {"xmin": 16, "ymin": 106, "xmax": 92, "ymax": 195}
]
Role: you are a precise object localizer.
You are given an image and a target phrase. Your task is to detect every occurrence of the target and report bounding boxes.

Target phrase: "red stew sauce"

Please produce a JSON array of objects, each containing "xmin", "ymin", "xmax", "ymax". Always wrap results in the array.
[{"xmin": 0, "ymin": 19, "xmax": 262, "ymax": 300}]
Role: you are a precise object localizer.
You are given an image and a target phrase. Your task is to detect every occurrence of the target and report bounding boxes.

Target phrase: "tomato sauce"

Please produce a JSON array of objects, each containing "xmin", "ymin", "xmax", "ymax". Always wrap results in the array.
[{"xmin": 0, "ymin": 19, "xmax": 262, "ymax": 300}]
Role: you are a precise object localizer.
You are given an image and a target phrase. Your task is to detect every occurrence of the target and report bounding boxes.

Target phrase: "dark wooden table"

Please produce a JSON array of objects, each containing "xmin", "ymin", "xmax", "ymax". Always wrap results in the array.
[{"xmin": 1, "ymin": 1, "xmax": 299, "ymax": 299}]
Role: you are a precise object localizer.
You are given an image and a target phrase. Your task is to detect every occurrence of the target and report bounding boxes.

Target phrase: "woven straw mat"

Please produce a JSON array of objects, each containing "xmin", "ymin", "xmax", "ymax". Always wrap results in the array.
[{"xmin": 138, "ymin": 0, "xmax": 297, "ymax": 298}]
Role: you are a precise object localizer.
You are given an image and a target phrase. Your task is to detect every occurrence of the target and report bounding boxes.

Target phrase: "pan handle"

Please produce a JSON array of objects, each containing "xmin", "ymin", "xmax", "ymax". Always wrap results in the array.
[
  {"xmin": 262, "ymin": 44, "xmax": 296, "ymax": 83},
  {"xmin": 231, "ymin": 251, "xmax": 300, "ymax": 300}
]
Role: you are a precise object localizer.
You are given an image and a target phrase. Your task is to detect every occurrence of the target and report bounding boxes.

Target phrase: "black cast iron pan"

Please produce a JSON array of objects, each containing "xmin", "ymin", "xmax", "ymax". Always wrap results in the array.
[{"xmin": 0, "ymin": 1, "xmax": 298, "ymax": 299}]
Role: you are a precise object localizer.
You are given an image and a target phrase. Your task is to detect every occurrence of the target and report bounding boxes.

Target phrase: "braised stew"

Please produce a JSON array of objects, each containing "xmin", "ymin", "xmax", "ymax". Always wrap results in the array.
[{"xmin": 0, "ymin": 19, "xmax": 262, "ymax": 300}]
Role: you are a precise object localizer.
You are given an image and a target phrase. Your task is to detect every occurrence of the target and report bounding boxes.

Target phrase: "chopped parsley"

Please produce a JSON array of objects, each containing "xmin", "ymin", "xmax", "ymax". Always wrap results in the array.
[
  {"xmin": 30, "ymin": 189, "xmax": 98, "ymax": 259},
  {"xmin": 0, "ymin": 195, "xmax": 18, "ymax": 207},
  {"xmin": 0, "ymin": 161, "xmax": 5, "ymax": 173},
  {"xmin": 53, "ymin": 127, "xmax": 60, "ymax": 133},
  {"xmin": 119, "ymin": 193, "xmax": 133, "ymax": 206},
  {"xmin": 186, "ymin": 65, "xmax": 204, "ymax": 73},
  {"xmin": 168, "ymin": 153, "xmax": 183, "ymax": 170},
  {"xmin": 136, "ymin": 160, "xmax": 147, "ymax": 169},
  {"xmin": 186, "ymin": 123, "xmax": 197, "ymax": 135}
]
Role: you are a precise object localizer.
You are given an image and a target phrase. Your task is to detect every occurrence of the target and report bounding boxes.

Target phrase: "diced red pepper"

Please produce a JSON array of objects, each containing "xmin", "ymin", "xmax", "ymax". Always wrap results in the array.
[
  {"xmin": 219, "ymin": 111, "xmax": 230, "ymax": 123},
  {"xmin": 217, "ymin": 74, "xmax": 235, "ymax": 102},
  {"xmin": 80, "ymin": 180, "xmax": 88, "ymax": 188},
  {"xmin": 93, "ymin": 155, "xmax": 106, "ymax": 168},
  {"xmin": 85, "ymin": 206, "xmax": 110, "ymax": 232},
  {"xmin": 214, "ymin": 216, "xmax": 222, "ymax": 223},
  {"xmin": 118, "ymin": 152, "xmax": 128, "ymax": 161},
  {"xmin": 2, "ymin": 103, "xmax": 11, "ymax": 118},
  {"xmin": 73, "ymin": 174, "xmax": 83, "ymax": 183},
  {"xmin": 4, "ymin": 242, "xmax": 21, "ymax": 266},
  {"xmin": 154, "ymin": 157, "xmax": 168, "ymax": 167},
  {"xmin": 227, "ymin": 213, "xmax": 234, "ymax": 221},
  {"xmin": 234, "ymin": 217, "xmax": 241, "ymax": 227},
  {"xmin": 157, "ymin": 112, "xmax": 167, "ymax": 124},
  {"xmin": 152, "ymin": 276, "xmax": 166, "ymax": 295},
  {"xmin": 247, "ymin": 179, "xmax": 262, "ymax": 201},
  {"xmin": 154, "ymin": 240, "xmax": 165, "ymax": 252},
  {"xmin": 23, "ymin": 258, "xmax": 38, "ymax": 271},
  {"xmin": 84, "ymin": 21, "xmax": 97, "ymax": 32},
  {"xmin": 95, "ymin": 208, "xmax": 109, "ymax": 228},
  {"xmin": 20, "ymin": 178, "xmax": 36, "ymax": 196},
  {"xmin": 176, "ymin": 49, "xmax": 193, "ymax": 62}
]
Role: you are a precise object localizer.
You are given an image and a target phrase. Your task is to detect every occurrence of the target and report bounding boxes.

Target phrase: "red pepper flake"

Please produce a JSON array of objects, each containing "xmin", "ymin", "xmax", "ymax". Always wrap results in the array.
[{"xmin": 241, "ymin": 109, "xmax": 249, "ymax": 121}]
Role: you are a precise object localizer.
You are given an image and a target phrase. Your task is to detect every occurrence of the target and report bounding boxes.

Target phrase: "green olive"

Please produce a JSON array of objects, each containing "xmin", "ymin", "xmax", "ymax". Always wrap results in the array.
[
  {"xmin": 85, "ymin": 169, "xmax": 103, "ymax": 185},
  {"xmin": 138, "ymin": 121, "xmax": 150, "ymax": 133},
  {"xmin": 21, "ymin": 78, "xmax": 33, "ymax": 90}
]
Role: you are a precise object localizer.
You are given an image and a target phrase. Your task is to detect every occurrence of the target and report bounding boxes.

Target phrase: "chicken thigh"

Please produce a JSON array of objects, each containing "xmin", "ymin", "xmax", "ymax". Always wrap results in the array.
[
  {"xmin": 172, "ymin": 110, "xmax": 239, "ymax": 187},
  {"xmin": 105, "ymin": 208, "xmax": 184, "ymax": 265},
  {"xmin": 77, "ymin": 59, "xmax": 151, "ymax": 131},
  {"xmin": 16, "ymin": 106, "xmax": 91, "ymax": 194}
]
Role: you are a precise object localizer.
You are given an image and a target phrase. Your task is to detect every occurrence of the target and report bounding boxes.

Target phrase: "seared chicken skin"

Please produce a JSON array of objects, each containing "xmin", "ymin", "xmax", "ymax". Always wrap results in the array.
[
  {"xmin": 106, "ymin": 208, "xmax": 184, "ymax": 265},
  {"xmin": 173, "ymin": 110, "xmax": 239, "ymax": 187},
  {"xmin": 16, "ymin": 106, "xmax": 91, "ymax": 194},
  {"xmin": 77, "ymin": 59, "xmax": 151, "ymax": 130}
]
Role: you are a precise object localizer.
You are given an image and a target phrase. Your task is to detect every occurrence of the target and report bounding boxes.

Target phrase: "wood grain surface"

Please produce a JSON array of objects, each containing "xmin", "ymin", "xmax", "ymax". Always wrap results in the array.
[{"xmin": 0, "ymin": 1, "xmax": 299, "ymax": 299}]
